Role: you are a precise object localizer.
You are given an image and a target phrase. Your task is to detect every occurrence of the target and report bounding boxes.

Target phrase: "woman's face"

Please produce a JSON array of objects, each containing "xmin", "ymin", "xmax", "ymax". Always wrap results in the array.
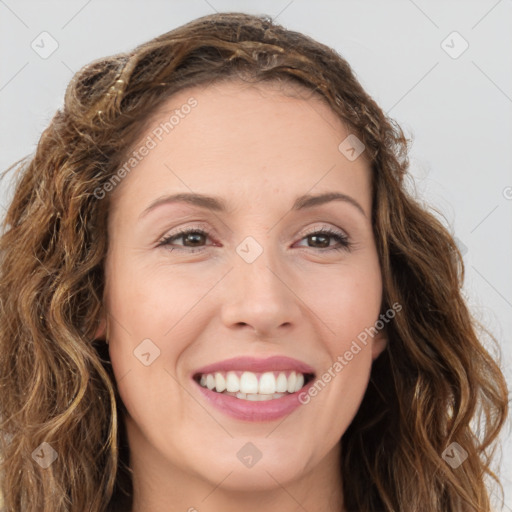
[{"xmin": 100, "ymin": 80, "xmax": 386, "ymax": 495}]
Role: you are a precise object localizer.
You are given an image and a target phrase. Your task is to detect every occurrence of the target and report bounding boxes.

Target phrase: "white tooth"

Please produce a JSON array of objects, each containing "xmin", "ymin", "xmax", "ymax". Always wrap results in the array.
[
  {"xmin": 258, "ymin": 372, "xmax": 277, "ymax": 394},
  {"xmin": 200, "ymin": 374, "xmax": 207, "ymax": 387},
  {"xmin": 226, "ymin": 371, "xmax": 240, "ymax": 392},
  {"xmin": 206, "ymin": 374, "xmax": 215, "ymax": 390},
  {"xmin": 240, "ymin": 371, "xmax": 259, "ymax": 394},
  {"xmin": 287, "ymin": 371, "xmax": 297, "ymax": 393},
  {"xmin": 224, "ymin": 391, "xmax": 287, "ymax": 401},
  {"xmin": 276, "ymin": 372, "xmax": 288, "ymax": 392},
  {"xmin": 294, "ymin": 373, "xmax": 304, "ymax": 392},
  {"xmin": 215, "ymin": 372, "xmax": 226, "ymax": 392}
]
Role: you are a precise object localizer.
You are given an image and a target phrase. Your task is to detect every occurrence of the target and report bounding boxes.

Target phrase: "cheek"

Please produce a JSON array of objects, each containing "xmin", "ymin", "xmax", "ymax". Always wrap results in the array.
[
  {"xmin": 105, "ymin": 252, "xmax": 208, "ymax": 342},
  {"xmin": 297, "ymin": 258, "xmax": 381, "ymax": 426},
  {"xmin": 303, "ymin": 334, "xmax": 374, "ymax": 441},
  {"xmin": 103, "ymin": 255, "xmax": 214, "ymax": 413},
  {"xmin": 297, "ymin": 257, "xmax": 382, "ymax": 340}
]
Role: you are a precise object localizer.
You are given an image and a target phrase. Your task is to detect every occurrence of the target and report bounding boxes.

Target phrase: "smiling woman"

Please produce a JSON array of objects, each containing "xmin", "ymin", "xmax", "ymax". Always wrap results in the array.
[{"xmin": 0, "ymin": 11, "xmax": 508, "ymax": 512}]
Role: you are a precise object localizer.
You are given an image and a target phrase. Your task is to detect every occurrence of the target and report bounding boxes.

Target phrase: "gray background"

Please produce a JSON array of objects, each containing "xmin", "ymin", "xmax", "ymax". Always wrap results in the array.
[{"xmin": 1, "ymin": 0, "xmax": 511, "ymax": 509}]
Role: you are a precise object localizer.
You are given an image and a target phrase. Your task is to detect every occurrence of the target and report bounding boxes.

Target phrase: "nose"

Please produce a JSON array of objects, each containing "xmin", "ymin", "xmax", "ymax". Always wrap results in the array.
[{"xmin": 219, "ymin": 247, "xmax": 301, "ymax": 338}]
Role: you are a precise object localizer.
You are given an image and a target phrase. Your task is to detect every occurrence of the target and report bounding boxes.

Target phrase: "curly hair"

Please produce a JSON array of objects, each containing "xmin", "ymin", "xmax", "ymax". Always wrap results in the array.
[{"xmin": 0, "ymin": 11, "xmax": 508, "ymax": 512}]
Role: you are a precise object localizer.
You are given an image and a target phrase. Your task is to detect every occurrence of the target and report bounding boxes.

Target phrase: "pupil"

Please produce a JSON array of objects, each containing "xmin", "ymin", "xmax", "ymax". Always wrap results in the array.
[
  {"xmin": 311, "ymin": 234, "xmax": 328, "ymax": 248},
  {"xmin": 184, "ymin": 232, "xmax": 203, "ymax": 246},
  {"xmin": 184, "ymin": 233, "xmax": 330, "ymax": 248}
]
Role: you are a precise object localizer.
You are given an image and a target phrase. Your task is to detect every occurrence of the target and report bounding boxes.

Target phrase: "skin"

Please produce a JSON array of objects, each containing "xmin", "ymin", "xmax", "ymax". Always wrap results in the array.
[{"xmin": 96, "ymin": 79, "xmax": 387, "ymax": 512}]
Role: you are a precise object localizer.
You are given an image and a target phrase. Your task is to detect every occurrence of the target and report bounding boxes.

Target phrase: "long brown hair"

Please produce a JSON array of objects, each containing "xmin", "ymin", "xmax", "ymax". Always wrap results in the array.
[{"xmin": 0, "ymin": 12, "xmax": 508, "ymax": 512}]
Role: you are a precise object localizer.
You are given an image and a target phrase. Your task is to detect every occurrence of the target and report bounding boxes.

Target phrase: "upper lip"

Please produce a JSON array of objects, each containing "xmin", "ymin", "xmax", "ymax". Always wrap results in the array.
[{"xmin": 193, "ymin": 355, "xmax": 316, "ymax": 376}]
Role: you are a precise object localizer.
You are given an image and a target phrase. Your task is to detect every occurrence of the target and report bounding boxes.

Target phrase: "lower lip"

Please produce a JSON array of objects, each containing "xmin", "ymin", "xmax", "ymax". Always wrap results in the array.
[{"xmin": 193, "ymin": 378, "xmax": 315, "ymax": 422}]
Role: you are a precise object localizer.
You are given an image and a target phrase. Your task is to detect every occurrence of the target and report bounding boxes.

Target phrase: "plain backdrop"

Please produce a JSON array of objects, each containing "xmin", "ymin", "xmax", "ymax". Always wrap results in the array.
[{"xmin": 1, "ymin": 0, "xmax": 511, "ymax": 510}]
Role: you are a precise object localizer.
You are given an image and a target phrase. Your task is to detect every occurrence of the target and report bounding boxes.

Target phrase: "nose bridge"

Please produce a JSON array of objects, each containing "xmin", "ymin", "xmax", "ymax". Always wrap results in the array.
[
  {"xmin": 238, "ymin": 237, "xmax": 280, "ymax": 293},
  {"xmin": 220, "ymin": 233, "xmax": 298, "ymax": 335},
  {"xmin": 236, "ymin": 232, "xmax": 287, "ymax": 304}
]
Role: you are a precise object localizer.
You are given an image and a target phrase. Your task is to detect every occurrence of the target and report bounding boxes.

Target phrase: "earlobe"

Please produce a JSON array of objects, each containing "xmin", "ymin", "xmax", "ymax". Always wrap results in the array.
[
  {"xmin": 371, "ymin": 331, "xmax": 388, "ymax": 360},
  {"xmin": 94, "ymin": 316, "xmax": 107, "ymax": 340}
]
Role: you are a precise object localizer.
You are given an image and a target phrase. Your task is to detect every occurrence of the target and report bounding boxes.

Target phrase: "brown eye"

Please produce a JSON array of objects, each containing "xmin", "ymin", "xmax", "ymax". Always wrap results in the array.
[
  {"xmin": 180, "ymin": 231, "xmax": 207, "ymax": 247},
  {"xmin": 296, "ymin": 228, "xmax": 352, "ymax": 252},
  {"xmin": 158, "ymin": 229, "xmax": 211, "ymax": 252},
  {"xmin": 157, "ymin": 226, "xmax": 352, "ymax": 254}
]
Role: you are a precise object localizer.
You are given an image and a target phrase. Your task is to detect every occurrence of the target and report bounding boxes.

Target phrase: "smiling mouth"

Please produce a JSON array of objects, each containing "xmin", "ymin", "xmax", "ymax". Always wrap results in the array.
[{"xmin": 193, "ymin": 370, "xmax": 315, "ymax": 401}]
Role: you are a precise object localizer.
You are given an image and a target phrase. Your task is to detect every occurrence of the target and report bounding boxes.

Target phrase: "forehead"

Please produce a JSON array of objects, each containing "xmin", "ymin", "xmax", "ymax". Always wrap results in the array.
[{"xmin": 110, "ymin": 80, "xmax": 372, "ymax": 218}]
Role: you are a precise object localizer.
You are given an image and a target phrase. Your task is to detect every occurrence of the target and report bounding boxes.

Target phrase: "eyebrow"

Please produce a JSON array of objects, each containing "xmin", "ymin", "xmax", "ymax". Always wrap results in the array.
[{"xmin": 139, "ymin": 191, "xmax": 367, "ymax": 220}]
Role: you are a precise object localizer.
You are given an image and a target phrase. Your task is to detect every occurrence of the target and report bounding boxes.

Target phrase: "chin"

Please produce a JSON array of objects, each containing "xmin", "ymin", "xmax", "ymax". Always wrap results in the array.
[{"xmin": 191, "ymin": 444, "xmax": 312, "ymax": 491}]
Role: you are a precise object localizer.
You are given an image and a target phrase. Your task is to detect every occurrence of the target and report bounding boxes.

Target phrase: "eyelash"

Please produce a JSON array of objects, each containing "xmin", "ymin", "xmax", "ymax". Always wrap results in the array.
[{"xmin": 157, "ymin": 225, "xmax": 352, "ymax": 254}]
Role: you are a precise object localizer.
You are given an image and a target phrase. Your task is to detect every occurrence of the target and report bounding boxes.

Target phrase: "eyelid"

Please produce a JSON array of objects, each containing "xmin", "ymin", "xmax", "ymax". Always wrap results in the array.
[
  {"xmin": 157, "ymin": 221, "xmax": 213, "ymax": 239},
  {"xmin": 158, "ymin": 221, "xmax": 348, "ymax": 242},
  {"xmin": 156, "ymin": 222, "xmax": 217, "ymax": 248},
  {"xmin": 157, "ymin": 221, "xmax": 352, "ymax": 253},
  {"xmin": 299, "ymin": 223, "xmax": 348, "ymax": 238}
]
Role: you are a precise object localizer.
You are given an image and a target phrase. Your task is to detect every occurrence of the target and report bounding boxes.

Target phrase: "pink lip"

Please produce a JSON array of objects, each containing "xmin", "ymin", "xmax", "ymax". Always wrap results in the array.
[
  {"xmin": 192, "ymin": 355, "xmax": 315, "ymax": 376},
  {"xmin": 194, "ymin": 378, "xmax": 315, "ymax": 422},
  {"xmin": 191, "ymin": 355, "xmax": 316, "ymax": 422}
]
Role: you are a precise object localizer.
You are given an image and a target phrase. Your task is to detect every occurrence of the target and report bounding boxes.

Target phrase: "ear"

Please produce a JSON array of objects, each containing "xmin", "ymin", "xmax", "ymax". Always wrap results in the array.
[
  {"xmin": 94, "ymin": 315, "xmax": 107, "ymax": 340},
  {"xmin": 371, "ymin": 328, "xmax": 388, "ymax": 361}
]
